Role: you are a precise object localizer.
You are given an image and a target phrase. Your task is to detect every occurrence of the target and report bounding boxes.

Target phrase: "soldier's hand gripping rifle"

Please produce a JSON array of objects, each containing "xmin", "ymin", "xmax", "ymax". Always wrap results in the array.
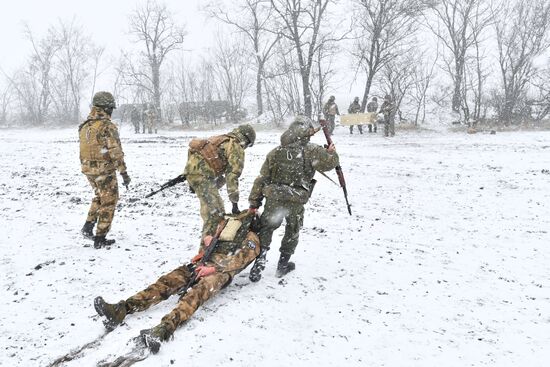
[
  {"xmin": 177, "ymin": 219, "xmax": 228, "ymax": 299},
  {"xmin": 319, "ymin": 119, "xmax": 352, "ymax": 215},
  {"xmin": 145, "ymin": 174, "xmax": 187, "ymax": 198}
]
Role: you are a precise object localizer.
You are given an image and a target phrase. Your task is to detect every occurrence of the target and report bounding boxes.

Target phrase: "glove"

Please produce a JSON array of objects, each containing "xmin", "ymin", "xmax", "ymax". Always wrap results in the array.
[
  {"xmin": 121, "ymin": 172, "xmax": 131, "ymax": 188},
  {"xmin": 195, "ymin": 265, "xmax": 216, "ymax": 278},
  {"xmin": 232, "ymin": 202, "xmax": 240, "ymax": 214}
]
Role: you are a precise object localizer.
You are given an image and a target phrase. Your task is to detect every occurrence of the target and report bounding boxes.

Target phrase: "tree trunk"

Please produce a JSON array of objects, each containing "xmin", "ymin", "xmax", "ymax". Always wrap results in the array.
[
  {"xmin": 360, "ymin": 72, "xmax": 374, "ymax": 113},
  {"xmin": 256, "ymin": 60, "xmax": 264, "ymax": 116}
]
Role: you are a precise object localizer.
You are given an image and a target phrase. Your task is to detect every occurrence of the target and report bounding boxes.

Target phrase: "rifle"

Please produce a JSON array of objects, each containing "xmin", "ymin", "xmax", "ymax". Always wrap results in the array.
[
  {"xmin": 319, "ymin": 119, "xmax": 352, "ymax": 216},
  {"xmin": 145, "ymin": 174, "xmax": 187, "ymax": 198},
  {"xmin": 177, "ymin": 219, "xmax": 228, "ymax": 299}
]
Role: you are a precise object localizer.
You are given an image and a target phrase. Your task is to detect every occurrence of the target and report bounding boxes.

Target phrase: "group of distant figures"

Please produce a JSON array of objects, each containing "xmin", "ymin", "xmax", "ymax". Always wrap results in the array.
[
  {"xmin": 128, "ymin": 106, "xmax": 157, "ymax": 134},
  {"xmin": 322, "ymin": 94, "xmax": 397, "ymax": 137}
]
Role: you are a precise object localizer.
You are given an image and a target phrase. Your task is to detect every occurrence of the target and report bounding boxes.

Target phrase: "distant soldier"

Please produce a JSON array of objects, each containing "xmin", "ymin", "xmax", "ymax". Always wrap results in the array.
[
  {"xmin": 348, "ymin": 96, "xmax": 362, "ymax": 134},
  {"xmin": 248, "ymin": 115, "xmax": 340, "ymax": 281},
  {"xmin": 79, "ymin": 91, "xmax": 131, "ymax": 248},
  {"xmin": 379, "ymin": 94, "xmax": 396, "ymax": 137},
  {"xmin": 184, "ymin": 124, "xmax": 256, "ymax": 245},
  {"xmin": 323, "ymin": 95, "xmax": 339, "ymax": 135},
  {"xmin": 146, "ymin": 107, "xmax": 157, "ymax": 134},
  {"xmin": 130, "ymin": 106, "xmax": 141, "ymax": 134},
  {"xmin": 93, "ymin": 211, "xmax": 261, "ymax": 354},
  {"xmin": 366, "ymin": 97, "xmax": 379, "ymax": 133}
]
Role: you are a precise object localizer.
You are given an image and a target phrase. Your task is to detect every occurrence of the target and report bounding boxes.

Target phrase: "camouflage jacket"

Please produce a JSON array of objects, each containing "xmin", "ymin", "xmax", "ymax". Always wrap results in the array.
[
  {"xmin": 199, "ymin": 213, "xmax": 260, "ymax": 279},
  {"xmin": 379, "ymin": 100, "xmax": 395, "ymax": 118},
  {"xmin": 323, "ymin": 101, "xmax": 340, "ymax": 117},
  {"xmin": 367, "ymin": 101, "xmax": 378, "ymax": 113},
  {"xmin": 79, "ymin": 107, "xmax": 127, "ymax": 176},
  {"xmin": 348, "ymin": 101, "xmax": 361, "ymax": 114},
  {"xmin": 248, "ymin": 131, "xmax": 339, "ymax": 208},
  {"xmin": 184, "ymin": 135, "xmax": 245, "ymax": 203}
]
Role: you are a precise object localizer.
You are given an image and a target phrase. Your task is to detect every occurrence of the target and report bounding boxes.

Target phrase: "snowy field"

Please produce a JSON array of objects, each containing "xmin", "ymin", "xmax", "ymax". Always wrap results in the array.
[{"xmin": 1, "ymin": 125, "xmax": 549, "ymax": 367}]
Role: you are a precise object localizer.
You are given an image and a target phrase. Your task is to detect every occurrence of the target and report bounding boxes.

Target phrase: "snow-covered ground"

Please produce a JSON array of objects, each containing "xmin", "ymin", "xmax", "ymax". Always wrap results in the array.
[{"xmin": 1, "ymin": 125, "xmax": 549, "ymax": 367}]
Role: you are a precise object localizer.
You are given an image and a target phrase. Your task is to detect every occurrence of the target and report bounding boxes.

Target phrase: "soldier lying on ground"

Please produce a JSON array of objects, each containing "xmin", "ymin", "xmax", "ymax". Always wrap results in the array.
[{"xmin": 94, "ymin": 211, "xmax": 260, "ymax": 354}]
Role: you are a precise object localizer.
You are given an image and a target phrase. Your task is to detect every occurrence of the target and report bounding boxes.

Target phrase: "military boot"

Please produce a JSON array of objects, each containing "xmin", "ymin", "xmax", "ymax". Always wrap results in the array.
[
  {"xmin": 93, "ymin": 235, "xmax": 116, "ymax": 249},
  {"xmin": 275, "ymin": 253, "xmax": 295, "ymax": 278},
  {"xmin": 249, "ymin": 248, "xmax": 268, "ymax": 282},
  {"xmin": 140, "ymin": 324, "xmax": 171, "ymax": 354},
  {"xmin": 81, "ymin": 221, "xmax": 95, "ymax": 239},
  {"xmin": 94, "ymin": 296, "xmax": 127, "ymax": 331}
]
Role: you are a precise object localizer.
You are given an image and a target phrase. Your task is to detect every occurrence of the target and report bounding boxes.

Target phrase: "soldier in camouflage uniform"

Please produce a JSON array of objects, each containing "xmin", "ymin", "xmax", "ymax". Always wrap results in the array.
[
  {"xmin": 94, "ymin": 211, "xmax": 260, "ymax": 354},
  {"xmin": 348, "ymin": 96, "xmax": 362, "ymax": 134},
  {"xmin": 323, "ymin": 95, "xmax": 340, "ymax": 135},
  {"xmin": 248, "ymin": 116, "xmax": 339, "ymax": 281},
  {"xmin": 184, "ymin": 124, "xmax": 256, "ymax": 245},
  {"xmin": 366, "ymin": 97, "xmax": 378, "ymax": 133},
  {"xmin": 79, "ymin": 91, "xmax": 131, "ymax": 249},
  {"xmin": 130, "ymin": 106, "xmax": 141, "ymax": 134},
  {"xmin": 379, "ymin": 94, "xmax": 396, "ymax": 137}
]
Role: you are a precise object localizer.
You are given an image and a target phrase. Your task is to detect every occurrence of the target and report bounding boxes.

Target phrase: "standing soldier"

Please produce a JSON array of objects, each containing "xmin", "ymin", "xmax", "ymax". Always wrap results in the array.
[
  {"xmin": 184, "ymin": 124, "xmax": 256, "ymax": 245},
  {"xmin": 348, "ymin": 96, "xmax": 362, "ymax": 134},
  {"xmin": 79, "ymin": 91, "xmax": 131, "ymax": 249},
  {"xmin": 145, "ymin": 106, "xmax": 157, "ymax": 134},
  {"xmin": 130, "ymin": 106, "xmax": 140, "ymax": 134},
  {"xmin": 93, "ymin": 211, "xmax": 261, "ymax": 354},
  {"xmin": 323, "ymin": 95, "xmax": 339, "ymax": 135},
  {"xmin": 379, "ymin": 94, "xmax": 396, "ymax": 137},
  {"xmin": 366, "ymin": 97, "xmax": 379, "ymax": 133},
  {"xmin": 248, "ymin": 115, "xmax": 340, "ymax": 281}
]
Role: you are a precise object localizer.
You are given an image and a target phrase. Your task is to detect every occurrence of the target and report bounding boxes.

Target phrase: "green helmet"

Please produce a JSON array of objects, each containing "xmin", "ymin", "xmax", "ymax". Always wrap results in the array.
[
  {"xmin": 231, "ymin": 124, "xmax": 256, "ymax": 148},
  {"xmin": 92, "ymin": 91, "xmax": 116, "ymax": 109},
  {"xmin": 288, "ymin": 115, "xmax": 314, "ymax": 138}
]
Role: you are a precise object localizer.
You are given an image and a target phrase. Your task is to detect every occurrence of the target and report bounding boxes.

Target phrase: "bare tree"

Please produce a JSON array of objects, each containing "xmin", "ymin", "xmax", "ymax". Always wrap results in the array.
[
  {"xmin": 0, "ymin": 77, "xmax": 13, "ymax": 126},
  {"xmin": 530, "ymin": 68, "xmax": 550, "ymax": 121},
  {"xmin": 427, "ymin": 0, "xmax": 492, "ymax": 114},
  {"xmin": 129, "ymin": 0, "xmax": 186, "ymax": 123},
  {"xmin": 411, "ymin": 49, "xmax": 438, "ymax": 125},
  {"xmin": 211, "ymin": 35, "xmax": 254, "ymax": 123},
  {"xmin": 270, "ymin": 0, "xmax": 340, "ymax": 117},
  {"xmin": 382, "ymin": 54, "xmax": 416, "ymax": 121},
  {"xmin": 493, "ymin": 0, "xmax": 550, "ymax": 124},
  {"xmin": 206, "ymin": 0, "xmax": 280, "ymax": 117},
  {"xmin": 352, "ymin": 0, "xmax": 425, "ymax": 112}
]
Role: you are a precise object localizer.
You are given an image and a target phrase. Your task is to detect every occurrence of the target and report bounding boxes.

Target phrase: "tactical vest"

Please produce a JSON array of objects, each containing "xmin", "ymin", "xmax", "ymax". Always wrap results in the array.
[
  {"xmin": 328, "ymin": 104, "xmax": 337, "ymax": 115},
  {"xmin": 188, "ymin": 135, "xmax": 230, "ymax": 174},
  {"xmin": 79, "ymin": 120, "xmax": 109, "ymax": 162}
]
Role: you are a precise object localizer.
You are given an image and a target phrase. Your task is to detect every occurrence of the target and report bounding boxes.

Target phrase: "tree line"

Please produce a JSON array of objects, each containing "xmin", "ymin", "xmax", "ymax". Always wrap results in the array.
[{"xmin": 0, "ymin": 0, "xmax": 549, "ymax": 128}]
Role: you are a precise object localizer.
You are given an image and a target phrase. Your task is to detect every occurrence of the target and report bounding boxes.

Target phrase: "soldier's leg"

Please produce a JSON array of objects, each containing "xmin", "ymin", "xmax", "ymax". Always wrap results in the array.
[
  {"xmin": 95, "ymin": 174, "xmax": 119, "ymax": 237},
  {"xmin": 349, "ymin": 125, "xmax": 353, "ymax": 134},
  {"xmin": 384, "ymin": 119, "xmax": 389, "ymax": 137},
  {"xmin": 159, "ymin": 272, "xmax": 231, "ymax": 336},
  {"xmin": 279, "ymin": 204, "xmax": 305, "ymax": 256},
  {"xmin": 368, "ymin": 123, "xmax": 372, "ymax": 133},
  {"xmin": 188, "ymin": 177, "xmax": 225, "ymax": 240},
  {"xmin": 373, "ymin": 122, "xmax": 377, "ymax": 133},
  {"xmin": 258, "ymin": 199, "xmax": 287, "ymax": 252},
  {"xmin": 85, "ymin": 175, "xmax": 101, "ymax": 224},
  {"xmin": 390, "ymin": 119, "xmax": 395, "ymax": 136},
  {"xmin": 358, "ymin": 124, "xmax": 363, "ymax": 134},
  {"xmin": 125, "ymin": 265, "xmax": 193, "ymax": 313}
]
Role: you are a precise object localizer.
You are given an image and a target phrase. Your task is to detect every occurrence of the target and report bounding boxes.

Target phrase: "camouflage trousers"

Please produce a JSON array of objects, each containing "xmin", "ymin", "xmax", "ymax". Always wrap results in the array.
[
  {"xmin": 258, "ymin": 199, "xmax": 304, "ymax": 255},
  {"xmin": 187, "ymin": 175, "xmax": 225, "ymax": 242},
  {"xmin": 384, "ymin": 117, "xmax": 395, "ymax": 137},
  {"xmin": 85, "ymin": 173, "xmax": 119, "ymax": 236},
  {"xmin": 125, "ymin": 265, "xmax": 231, "ymax": 336},
  {"xmin": 326, "ymin": 115, "xmax": 336, "ymax": 135}
]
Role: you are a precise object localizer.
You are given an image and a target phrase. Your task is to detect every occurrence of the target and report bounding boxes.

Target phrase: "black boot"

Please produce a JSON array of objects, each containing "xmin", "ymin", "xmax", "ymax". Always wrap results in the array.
[
  {"xmin": 249, "ymin": 248, "xmax": 268, "ymax": 282},
  {"xmin": 275, "ymin": 253, "xmax": 295, "ymax": 278},
  {"xmin": 94, "ymin": 235, "xmax": 116, "ymax": 249},
  {"xmin": 140, "ymin": 324, "xmax": 171, "ymax": 354},
  {"xmin": 94, "ymin": 296, "xmax": 127, "ymax": 331},
  {"xmin": 81, "ymin": 221, "xmax": 95, "ymax": 239}
]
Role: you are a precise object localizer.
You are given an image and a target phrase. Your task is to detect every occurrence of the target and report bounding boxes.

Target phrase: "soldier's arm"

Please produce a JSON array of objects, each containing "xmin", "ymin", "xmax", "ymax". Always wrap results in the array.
[
  {"xmin": 224, "ymin": 140, "xmax": 245, "ymax": 203},
  {"xmin": 248, "ymin": 153, "xmax": 272, "ymax": 208},
  {"xmin": 104, "ymin": 123, "xmax": 128, "ymax": 174},
  {"xmin": 309, "ymin": 144, "xmax": 340, "ymax": 172},
  {"xmin": 220, "ymin": 232, "xmax": 261, "ymax": 275}
]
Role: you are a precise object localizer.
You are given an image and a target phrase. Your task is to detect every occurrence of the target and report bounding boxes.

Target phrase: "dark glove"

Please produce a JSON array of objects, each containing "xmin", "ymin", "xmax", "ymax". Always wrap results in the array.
[
  {"xmin": 232, "ymin": 202, "xmax": 240, "ymax": 214},
  {"xmin": 121, "ymin": 172, "xmax": 131, "ymax": 188}
]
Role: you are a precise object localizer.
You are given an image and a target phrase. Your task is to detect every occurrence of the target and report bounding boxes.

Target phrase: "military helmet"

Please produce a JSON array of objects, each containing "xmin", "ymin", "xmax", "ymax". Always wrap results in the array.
[
  {"xmin": 329, "ymin": 95, "xmax": 335, "ymax": 101},
  {"xmin": 92, "ymin": 91, "xmax": 116, "ymax": 109},
  {"xmin": 354, "ymin": 96, "xmax": 359, "ymax": 102},
  {"xmin": 232, "ymin": 124, "xmax": 256, "ymax": 147},
  {"xmin": 289, "ymin": 115, "xmax": 315, "ymax": 138}
]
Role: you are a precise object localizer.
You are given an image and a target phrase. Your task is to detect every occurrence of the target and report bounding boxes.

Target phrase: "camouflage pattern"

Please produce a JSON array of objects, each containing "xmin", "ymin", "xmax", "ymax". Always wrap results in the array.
[
  {"xmin": 323, "ymin": 97, "xmax": 340, "ymax": 135},
  {"xmin": 79, "ymin": 106, "xmax": 127, "ymax": 237},
  {"xmin": 130, "ymin": 107, "xmax": 141, "ymax": 134},
  {"xmin": 380, "ymin": 95, "xmax": 396, "ymax": 137},
  {"xmin": 184, "ymin": 130, "xmax": 248, "ymax": 239},
  {"xmin": 92, "ymin": 91, "xmax": 116, "ymax": 109},
  {"xmin": 145, "ymin": 108, "xmax": 156, "ymax": 134},
  {"xmin": 121, "ymin": 214, "xmax": 260, "ymax": 337},
  {"xmin": 249, "ymin": 116, "xmax": 339, "ymax": 255},
  {"xmin": 367, "ymin": 98, "xmax": 379, "ymax": 133},
  {"xmin": 348, "ymin": 98, "xmax": 363, "ymax": 134}
]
